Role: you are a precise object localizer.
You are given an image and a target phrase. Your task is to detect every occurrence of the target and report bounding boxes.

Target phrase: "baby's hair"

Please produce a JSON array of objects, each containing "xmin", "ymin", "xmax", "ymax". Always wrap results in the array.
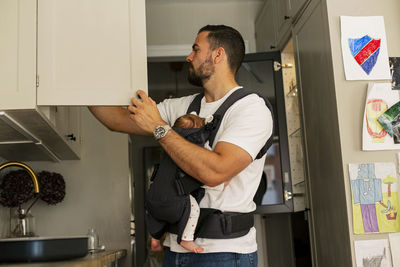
[{"xmin": 174, "ymin": 114, "xmax": 205, "ymax": 129}]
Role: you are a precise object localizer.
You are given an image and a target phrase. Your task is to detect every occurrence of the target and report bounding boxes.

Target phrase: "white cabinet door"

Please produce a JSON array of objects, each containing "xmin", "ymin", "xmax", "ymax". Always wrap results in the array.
[
  {"xmin": 255, "ymin": 0, "xmax": 277, "ymax": 52},
  {"xmin": 0, "ymin": 0, "xmax": 36, "ymax": 110},
  {"xmin": 37, "ymin": 0, "xmax": 148, "ymax": 106}
]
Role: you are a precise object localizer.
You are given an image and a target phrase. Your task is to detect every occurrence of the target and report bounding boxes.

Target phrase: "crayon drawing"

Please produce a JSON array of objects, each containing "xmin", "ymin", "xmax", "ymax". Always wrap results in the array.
[
  {"xmin": 362, "ymin": 83, "xmax": 400, "ymax": 151},
  {"xmin": 348, "ymin": 35, "xmax": 381, "ymax": 75},
  {"xmin": 349, "ymin": 163, "xmax": 400, "ymax": 234},
  {"xmin": 341, "ymin": 16, "xmax": 391, "ymax": 80},
  {"xmin": 355, "ymin": 239, "xmax": 392, "ymax": 267}
]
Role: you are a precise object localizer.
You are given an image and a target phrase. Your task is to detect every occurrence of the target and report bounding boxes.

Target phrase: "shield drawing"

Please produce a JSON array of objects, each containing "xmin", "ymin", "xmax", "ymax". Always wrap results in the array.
[{"xmin": 348, "ymin": 35, "xmax": 381, "ymax": 75}]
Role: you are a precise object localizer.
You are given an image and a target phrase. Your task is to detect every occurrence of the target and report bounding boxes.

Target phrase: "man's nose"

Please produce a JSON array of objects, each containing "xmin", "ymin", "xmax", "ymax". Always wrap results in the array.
[{"xmin": 186, "ymin": 52, "xmax": 193, "ymax": 62}]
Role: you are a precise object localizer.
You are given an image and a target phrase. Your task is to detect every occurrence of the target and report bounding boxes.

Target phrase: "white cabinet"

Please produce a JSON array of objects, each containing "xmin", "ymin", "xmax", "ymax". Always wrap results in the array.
[
  {"xmin": 1, "ymin": 0, "xmax": 147, "ymax": 107},
  {"xmin": 0, "ymin": 0, "xmax": 147, "ymax": 160},
  {"xmin": 255, "ymin": 0, "xmax": 277, "ymax": 52},
  {"xmin": 37, "ymin": 0, "xmax": 148, "ymax": 106},
  {"xmin": 0, "ymin": 0, "xmax": 36, "ymax": 110}
]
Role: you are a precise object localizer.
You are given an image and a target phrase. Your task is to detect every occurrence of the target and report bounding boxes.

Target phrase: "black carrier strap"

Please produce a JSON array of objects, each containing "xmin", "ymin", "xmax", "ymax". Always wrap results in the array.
[
  {"xmin": 194, "ymin": 209, "xmax": 254, "ymax": 239},
  {"xmin": 168, "ymin": 209, "xmax": 254, "ymax": 240},
  {"xmin": 187, "ymin": 88, "xmax": 274, "ymax": 159}
]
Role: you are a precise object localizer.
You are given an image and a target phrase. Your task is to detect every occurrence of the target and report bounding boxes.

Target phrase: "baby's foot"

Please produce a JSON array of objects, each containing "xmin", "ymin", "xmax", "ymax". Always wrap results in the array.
[
  {"xmin": 180, "ymin": 240, "xmax": 204, "ymax": 253},
  {"xmin": 151, "ymin": 238, "xmax": 163, "ymax": 252}
]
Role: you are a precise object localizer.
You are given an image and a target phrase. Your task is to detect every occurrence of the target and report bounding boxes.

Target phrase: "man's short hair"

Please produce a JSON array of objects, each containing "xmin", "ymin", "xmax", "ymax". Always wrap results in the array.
[{"xmin": 198, "ymin": 25, "xmax": 245, "ymax": 74}]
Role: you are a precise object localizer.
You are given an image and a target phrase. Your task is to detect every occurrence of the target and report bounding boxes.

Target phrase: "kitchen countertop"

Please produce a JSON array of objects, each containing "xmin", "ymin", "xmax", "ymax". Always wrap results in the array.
[{"xmin": 0, "ymin": 249, "xmax": 127, "ymax": 267}]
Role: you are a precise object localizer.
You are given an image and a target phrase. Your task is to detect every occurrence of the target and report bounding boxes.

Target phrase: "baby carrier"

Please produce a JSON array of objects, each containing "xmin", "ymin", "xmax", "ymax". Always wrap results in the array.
[{"xmin": 145, "ymin": 88, "xmax": 274, "ymax": 243}]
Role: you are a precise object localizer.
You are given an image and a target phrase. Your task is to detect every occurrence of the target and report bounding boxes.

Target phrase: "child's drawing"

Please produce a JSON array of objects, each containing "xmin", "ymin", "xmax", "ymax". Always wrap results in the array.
[
  {"xmin": 348, "ymin": 35, "xmax": 381, "ymax": 75},
  {"xmin": 355, "ymin": 239, "xmax": 392, "ymax": 267},
  {"xmin": 341, "ymin": 16, "xmax": 391, "ymax": 80},
  {"xmin": 349, "ymin": 163, "xmax": 400, "ymax": 234},
  {"xmin": 362, "ymin": 83, "xmax": 400, "ymax": 151}
]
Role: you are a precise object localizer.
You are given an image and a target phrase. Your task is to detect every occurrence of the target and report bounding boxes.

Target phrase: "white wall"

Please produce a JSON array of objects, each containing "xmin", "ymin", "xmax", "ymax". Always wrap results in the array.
[
  {"xmin": 0, "ymin": 109, "xmax": 132, "ymax": 267},
  {"xmin": 326, "ymin": 0, "xmax": 400, "ymax": 265},
  {"xmin": 146, "ymin": 0, "xmax": 264, "ymax": 53}
]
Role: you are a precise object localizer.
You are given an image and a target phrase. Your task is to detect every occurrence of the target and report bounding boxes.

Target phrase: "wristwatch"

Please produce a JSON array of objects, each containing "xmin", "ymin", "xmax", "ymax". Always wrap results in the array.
[{"xmin": 153, "ymin": 125, "xmax": 172, "ymax": 140}]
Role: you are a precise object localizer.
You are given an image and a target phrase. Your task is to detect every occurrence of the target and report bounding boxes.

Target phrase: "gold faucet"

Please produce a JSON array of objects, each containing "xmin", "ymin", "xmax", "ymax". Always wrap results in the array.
[{"xmin": 0, "ymin": 162, "xmax": 39, "ymax": 193}]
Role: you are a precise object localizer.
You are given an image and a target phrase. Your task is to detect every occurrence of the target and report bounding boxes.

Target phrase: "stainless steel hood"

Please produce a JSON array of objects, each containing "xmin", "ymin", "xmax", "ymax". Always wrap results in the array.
[{"xmin": 0, "ymin": 110, "xmax": 79, "ymax": 161}]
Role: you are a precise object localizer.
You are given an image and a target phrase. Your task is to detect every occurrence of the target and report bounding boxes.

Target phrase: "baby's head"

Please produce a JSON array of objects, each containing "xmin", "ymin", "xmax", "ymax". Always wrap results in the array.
[{"xmin": 174, "ymin": 114, "xmax": 205, "ymax": 129}]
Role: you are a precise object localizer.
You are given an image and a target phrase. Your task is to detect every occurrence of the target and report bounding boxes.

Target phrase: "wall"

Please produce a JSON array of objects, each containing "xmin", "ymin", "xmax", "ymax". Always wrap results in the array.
[
  {"xmin": 0, "ymin": 109, "xmax": 132, "ymax": 267},
  {"xmin": 325, "ymin": 0, "xmax": 400, "ymax": 265},
  {"xmin": 146, "ymin": 0, "xmax": 263, "ymax": 53}
]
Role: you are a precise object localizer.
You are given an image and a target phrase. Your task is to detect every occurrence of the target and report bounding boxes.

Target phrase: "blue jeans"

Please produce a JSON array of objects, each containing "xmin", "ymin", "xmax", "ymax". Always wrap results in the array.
[{"xmin": 162, "ymin": 247, "xmax": 258, "ymax": 267}]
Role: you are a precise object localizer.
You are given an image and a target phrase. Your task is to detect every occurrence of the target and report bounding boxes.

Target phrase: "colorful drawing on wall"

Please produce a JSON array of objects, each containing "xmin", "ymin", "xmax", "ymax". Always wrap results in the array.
[
  {"xmin": 348, "ymin": 35, "xmax": 381, "ymax": 75},
  {"xmin": 354, "ymin": 239, "xmax": 392, "ymax": 267},
  {"xmin": 340, "ymin": 16, "xmax": 391, "ymax": 80},
  {"xmin": 389, "ymin": 233, "xmax": 400, "ymax": 267},
  {"xmin": 362, "ymin": 83, "xmax": 400, "ymax": 151},
  {"xmin": 349, "ymin": 163, "xmax": 400, "ymax": 234},
  {"xmin": 389, "ymin": 57, "xmax": 400, "ymax": 90}
]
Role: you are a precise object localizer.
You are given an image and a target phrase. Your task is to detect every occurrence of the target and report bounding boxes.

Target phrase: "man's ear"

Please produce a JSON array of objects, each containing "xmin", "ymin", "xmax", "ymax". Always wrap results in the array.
[{"xmin": 213, "ymin": 47, "xmax": 226, "ymax": 64}]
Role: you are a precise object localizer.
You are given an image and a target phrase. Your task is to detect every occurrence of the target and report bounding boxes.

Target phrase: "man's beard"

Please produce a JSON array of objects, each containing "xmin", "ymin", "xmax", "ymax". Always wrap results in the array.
[{"xmin": 188, "ymin": 56, "xmax": 214, "ymax": 87}]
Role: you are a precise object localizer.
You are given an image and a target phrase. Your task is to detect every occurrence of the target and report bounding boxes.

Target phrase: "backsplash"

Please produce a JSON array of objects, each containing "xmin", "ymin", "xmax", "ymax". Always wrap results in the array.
[
  {"xmin": 0, "ymin": 208, "xmax": 9, "ymax": 238},
  {"xmin": 0, "ymin": 109, "xmax": 132, "ymax": 267},
  {"xmin": 0, "ymin": 156, "xmax": 9, "ymax": 238}
]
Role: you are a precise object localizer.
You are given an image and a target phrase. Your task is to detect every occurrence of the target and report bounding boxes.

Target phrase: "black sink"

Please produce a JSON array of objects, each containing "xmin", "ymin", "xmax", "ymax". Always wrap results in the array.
[{"xmin": 0, "ymin": 236, "xmax": 88, "ymax": 263}]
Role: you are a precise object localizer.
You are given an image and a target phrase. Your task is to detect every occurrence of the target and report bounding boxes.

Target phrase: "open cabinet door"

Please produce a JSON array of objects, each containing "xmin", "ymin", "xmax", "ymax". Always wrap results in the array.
[
  {"xmin": 237, "ymin": 50, "xmax": 307, "ymax": 214},
  {"xmin": 240, "ymin": 49, "xmax": 311, "ymax": 267}
]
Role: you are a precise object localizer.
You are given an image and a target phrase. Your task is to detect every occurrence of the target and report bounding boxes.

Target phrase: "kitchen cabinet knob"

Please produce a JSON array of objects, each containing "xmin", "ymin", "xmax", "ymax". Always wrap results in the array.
[
  {"xmin": 284, "ymin": 15, "xmax": 291, "ymax": 20},
  {"xmin": 67, "ymin": 134, "xmax": 76, "ymax": 141},
  {"xmin": 270, "ymin": 45, "xmax": 276, "ymax": 49}
]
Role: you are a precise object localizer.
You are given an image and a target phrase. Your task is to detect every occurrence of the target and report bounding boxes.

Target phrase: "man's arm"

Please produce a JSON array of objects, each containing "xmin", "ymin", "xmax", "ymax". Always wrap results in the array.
[
  {"xmin": 88, "ymin": 106, "xmax": 151, "ymax": 136},
  {"xmin": 159, "ymin": 130, "xmax": 252, "ymax": 187},
  {"xmin": 129, "ymin": 90, "xmax": 252, "ymax": 187}
]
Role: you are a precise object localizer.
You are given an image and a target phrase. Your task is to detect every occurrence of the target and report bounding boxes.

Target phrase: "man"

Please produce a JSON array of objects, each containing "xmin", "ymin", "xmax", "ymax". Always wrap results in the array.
[{"xmin": 90, "ymin": 25, "xmax": 273, "ymax": 267}]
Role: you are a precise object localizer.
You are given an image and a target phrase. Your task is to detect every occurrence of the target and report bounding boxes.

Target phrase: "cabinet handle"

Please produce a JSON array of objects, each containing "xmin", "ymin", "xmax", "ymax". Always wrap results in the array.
[
  {"xmin": 284, "ymin": 15, "xmax": 291, "ymax": 20},
  {"xmin": 67, "ymin": 134, "xmax": 76, "ymax": 141},
  {"xmin": 270, "ymin": 45, "xmax": 276, "ymax": 49}
]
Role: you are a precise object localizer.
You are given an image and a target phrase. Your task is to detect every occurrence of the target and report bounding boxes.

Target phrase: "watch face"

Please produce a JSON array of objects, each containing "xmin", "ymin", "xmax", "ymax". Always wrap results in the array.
[{"xmin": 154, "ymin": 126, "xmax": 166, "ymax": 139}]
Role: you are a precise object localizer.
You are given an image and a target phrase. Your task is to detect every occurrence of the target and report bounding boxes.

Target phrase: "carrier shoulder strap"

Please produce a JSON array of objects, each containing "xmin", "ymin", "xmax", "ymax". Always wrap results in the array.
[{"xmin": 186, "ymin": 88, "xmax": 274, "ymax": 160}]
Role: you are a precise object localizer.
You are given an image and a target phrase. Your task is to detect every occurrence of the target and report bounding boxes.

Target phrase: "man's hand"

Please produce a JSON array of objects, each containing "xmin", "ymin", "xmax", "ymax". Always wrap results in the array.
[{"xmin": 128, "ymin": 90, "xmax": 167, "ymax": 135}]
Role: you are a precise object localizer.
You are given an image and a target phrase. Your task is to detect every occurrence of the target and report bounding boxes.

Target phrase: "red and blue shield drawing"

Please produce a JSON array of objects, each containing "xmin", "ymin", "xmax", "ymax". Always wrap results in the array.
[{"xmin": 348, "ymin": 35, "xmax": 381, "ymax": 75}]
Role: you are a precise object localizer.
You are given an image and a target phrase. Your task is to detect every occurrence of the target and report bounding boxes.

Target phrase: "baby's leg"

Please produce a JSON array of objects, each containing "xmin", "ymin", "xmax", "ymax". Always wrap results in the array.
[{"xmin": 180, "ymin": 195, "xmax": 204, "ymax": 253}]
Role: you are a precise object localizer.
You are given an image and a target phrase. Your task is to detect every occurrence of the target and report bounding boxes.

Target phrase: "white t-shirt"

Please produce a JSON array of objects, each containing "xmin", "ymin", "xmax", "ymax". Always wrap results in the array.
[{"xmin": 157, "ymin": 86, "xmax": 273, "ymax": 253}]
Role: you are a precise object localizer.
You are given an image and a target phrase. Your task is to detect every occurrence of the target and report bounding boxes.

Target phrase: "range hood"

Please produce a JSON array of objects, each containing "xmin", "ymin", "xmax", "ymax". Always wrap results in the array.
[{"xmin": 0, "ymin": 110, "xmax": 79, "ymax": 162}]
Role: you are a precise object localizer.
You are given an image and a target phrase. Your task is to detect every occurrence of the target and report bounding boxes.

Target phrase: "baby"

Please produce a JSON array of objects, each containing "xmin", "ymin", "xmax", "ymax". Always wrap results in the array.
[
  {"xmin": 151, "ymin": 113, "xmax": 206, "ymax": 253},
  {"xmin": 174, "ymin": 113, "xmax": 206, "ymax": 129}
]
